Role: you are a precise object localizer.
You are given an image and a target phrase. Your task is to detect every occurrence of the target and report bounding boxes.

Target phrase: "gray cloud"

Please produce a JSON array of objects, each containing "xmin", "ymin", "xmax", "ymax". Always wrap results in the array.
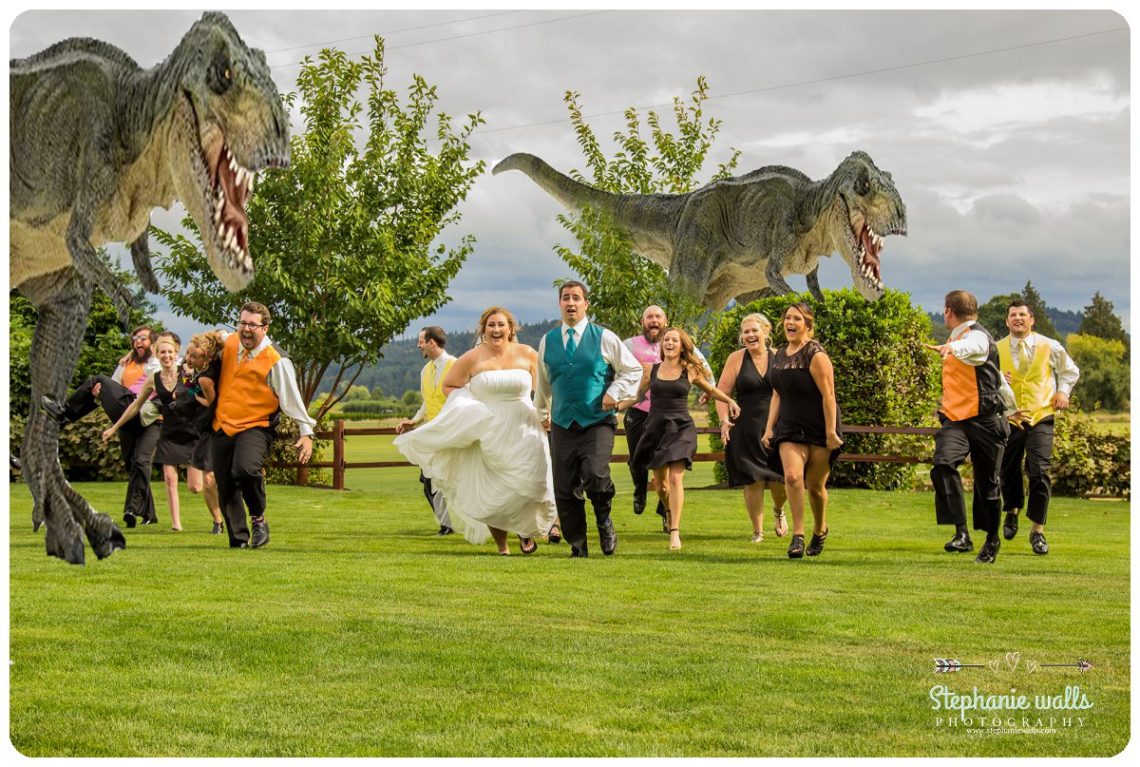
[{"xmin": 9, "ymin": 8, "xmax": 1129, "ymax": 346}]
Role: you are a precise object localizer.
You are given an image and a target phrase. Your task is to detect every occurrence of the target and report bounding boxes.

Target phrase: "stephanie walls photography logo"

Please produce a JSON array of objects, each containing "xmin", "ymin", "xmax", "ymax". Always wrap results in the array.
[{"xmin": 928, "ymin": 651, "xmax": 1095, "ymax": 735}]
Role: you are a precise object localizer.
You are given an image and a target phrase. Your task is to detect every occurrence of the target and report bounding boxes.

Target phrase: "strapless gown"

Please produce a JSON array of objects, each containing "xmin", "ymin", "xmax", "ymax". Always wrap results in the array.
[{"xmin": 394, "ymin": 369, "xmax": 557, "ymax": 544}]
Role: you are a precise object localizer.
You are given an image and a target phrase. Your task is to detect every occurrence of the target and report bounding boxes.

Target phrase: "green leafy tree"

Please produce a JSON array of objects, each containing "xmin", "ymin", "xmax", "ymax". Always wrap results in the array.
[
  {"xmin": 553, "ymin": 77, "xmax": 741, "ymax": 338},
  {"xmin": 1078, "ymin": 291, "xmax": 1127, "ymax": 343},
  {"xmin": 1065, "ymin": 333, "xmax": 1129, "ymax": 411},
  {"xmin": 156, "ymin": 39, "xmax": 484, "ymax": 423},
  {"xmin": 976, "ymin": 282, "xmax": 1057, "ymax": 340}
]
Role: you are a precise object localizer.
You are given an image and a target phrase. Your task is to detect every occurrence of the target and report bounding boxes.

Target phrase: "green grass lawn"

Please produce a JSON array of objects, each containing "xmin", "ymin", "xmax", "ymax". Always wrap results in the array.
[{"xmin": 8, "ymin": 469, "xmax": 1129, "ymax": 757}]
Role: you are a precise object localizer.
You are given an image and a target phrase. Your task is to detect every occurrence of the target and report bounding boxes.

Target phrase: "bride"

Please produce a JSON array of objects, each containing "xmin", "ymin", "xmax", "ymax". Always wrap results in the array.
[{"xmin": 394, "ymin": 306, "xmax": 557, "ymax": 555}]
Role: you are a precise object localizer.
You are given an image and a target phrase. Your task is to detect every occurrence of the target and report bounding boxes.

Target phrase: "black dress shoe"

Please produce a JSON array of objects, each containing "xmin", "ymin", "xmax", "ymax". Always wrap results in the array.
[
  {"xmin": 944, "ymin": 531, "xmax": 973, "ymax": 553},
  {"xmin": 1030, "ymin": 531, "xmax": 1049, "ymax": 555},
  {"xmin": 123, "ymin": 511, "xmax": 137, "ymax": 529},
  {"xmin": 975, "ymin": 537, "xmax": 1000, "ymax": 564},
  {"xmin": 806, "ymin": 528, "xmax": 829, "ymax": 557},
  {"xmin": 633, "ymin": 496, "xmax": 646, "ymax": 515},
  {"xmin": 40, "ymin": 395, "xmax": 70, "ymax": 427},
  {"xmin": 437, "ymin": 525, "xmax": 454, "ymax": 536},
  {"xmin": 570, "ymin": 545, "xmax": 588, "ymax": 558},
  {"xmin": 250, "ymin": 517, "xmax": 270, "ymax": 548},
  {"xmin": 1002, "ymin": 512, "xmax": 1019, "ymax": 540},
  {"xmin": 599, "ymin": 518, "xmax": 617, "ymax": 556}
]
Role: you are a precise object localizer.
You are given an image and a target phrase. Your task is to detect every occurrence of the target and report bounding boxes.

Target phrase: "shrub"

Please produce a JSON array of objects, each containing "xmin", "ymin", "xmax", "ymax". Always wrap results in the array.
[
  {"xmin": 1051, "ymin": 412, "xmax": 1130, "ymax": 498},
  {"xmin": 9, "ymin": 412, "xmax": 129, "ymax": 483},
  {"xmin": 707, "ymin": 288, "xmax": 941, "ymax": 490},
  {"xmin": 265, "ymin": 416, "xmax": 331, "ymax": 487}
]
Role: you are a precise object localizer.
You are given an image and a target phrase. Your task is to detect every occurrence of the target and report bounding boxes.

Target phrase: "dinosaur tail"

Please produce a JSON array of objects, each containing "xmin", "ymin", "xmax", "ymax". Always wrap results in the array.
[
  {"xmin": 493, "ymin": 153, "xmax": 681, "ymax": 266},
  {"xmin": 492, "ymin": 153, "xmax": 614, "ymax": 211}
]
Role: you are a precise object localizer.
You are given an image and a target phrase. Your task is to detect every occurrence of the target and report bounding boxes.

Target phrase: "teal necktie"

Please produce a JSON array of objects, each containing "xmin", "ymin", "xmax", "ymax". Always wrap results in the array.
[{"xmin": 566, "ymin": 327, "xmax": 577, "ymax": 357}]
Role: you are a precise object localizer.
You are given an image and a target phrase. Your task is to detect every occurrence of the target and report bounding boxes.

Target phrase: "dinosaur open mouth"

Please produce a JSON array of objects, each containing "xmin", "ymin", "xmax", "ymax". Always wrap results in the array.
[
  {"xmin": 857, "ymin": 223, "xmax": 884, "ymax": 290},
  {"xmin": 208, "ymin": 141, "xmax": 254, "ymax": 273}
]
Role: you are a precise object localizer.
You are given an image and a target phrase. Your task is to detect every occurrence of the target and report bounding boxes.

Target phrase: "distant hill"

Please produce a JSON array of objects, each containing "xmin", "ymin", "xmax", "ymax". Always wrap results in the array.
[{"xmin": 319, "ymin": 319, "xmax": 560, "ymax": 397}]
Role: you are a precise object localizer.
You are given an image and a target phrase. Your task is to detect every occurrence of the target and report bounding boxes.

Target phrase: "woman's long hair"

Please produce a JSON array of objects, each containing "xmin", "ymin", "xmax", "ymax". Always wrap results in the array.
[
  {"xmin": 662, "ymin": 326, "xmax": 704, "ymax": 379},
  {"xmin": 188, "ymin": 329, "xmax": 226, "ymax": 361}
]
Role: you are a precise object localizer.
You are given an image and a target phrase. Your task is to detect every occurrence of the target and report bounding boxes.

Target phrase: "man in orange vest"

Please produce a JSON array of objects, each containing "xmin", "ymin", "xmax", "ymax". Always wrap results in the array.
[
  {"xmin": 41, "ymin": 324, "xmax": 162, "ymax": 526},
  {"xmin": 997, "ymin": 300, "xmax": 1080, "ymax": 555},
  {"xmin": 925, "ymin": 290, "xmax": 1016, "ymax": 564},
  {"xmin": 396, "ymin": 326, "xmax": 456, "ymax": 535},
  {"xmin": 212, "ymin": 301, "xmax": 315, "ymax": 549}
]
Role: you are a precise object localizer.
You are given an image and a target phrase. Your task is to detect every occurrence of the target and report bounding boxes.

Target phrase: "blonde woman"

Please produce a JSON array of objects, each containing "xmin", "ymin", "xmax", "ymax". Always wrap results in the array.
[
  {"xmin": 763, "ymin": 303, "xmax": 843, "ymax": 559},
  {"xmin": 716, "ymin": 313, "xmax": 787, "ymax": 543},
  {"xmin": 631, "ymin": 327, "xmax": 740, "ymax": 550},
  {"xmin": 395, "ymin": 307, "xmax": 557, "ymax": 556},
  {"xmin": 103, "ymin": 334, "xmax": 198, "ymax": 531}
]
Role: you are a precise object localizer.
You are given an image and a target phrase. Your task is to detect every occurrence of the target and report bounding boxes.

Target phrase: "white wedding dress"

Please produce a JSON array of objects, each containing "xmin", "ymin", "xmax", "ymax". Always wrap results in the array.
[{"xmin": 394, "ymin": 369, "xmax": 557, "ymax": 544}]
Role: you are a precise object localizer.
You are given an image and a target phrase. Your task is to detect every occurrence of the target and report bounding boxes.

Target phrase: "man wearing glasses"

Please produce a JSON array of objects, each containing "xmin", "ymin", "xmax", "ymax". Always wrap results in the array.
[
  {"xmin": 212, "ymin": 301, "xmax": 315, "ymax": 549},
  {"xmin": 41, "ymin": 325, "xmax": 163, "ymax": 527}
]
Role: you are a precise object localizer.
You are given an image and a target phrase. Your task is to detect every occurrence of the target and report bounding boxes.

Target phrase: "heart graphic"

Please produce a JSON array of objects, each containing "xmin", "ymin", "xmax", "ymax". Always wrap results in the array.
[
  {"xmin": 987, "ymin": 659, "xmax": 1001, "ymax": 673},
  {"xmin": 1027, "ymin": 660, "xmax": 1040, "ymax": 673},
  {"xmin": 1006, "ymin": 652, "xmax": 1021, "ymax": 672}
]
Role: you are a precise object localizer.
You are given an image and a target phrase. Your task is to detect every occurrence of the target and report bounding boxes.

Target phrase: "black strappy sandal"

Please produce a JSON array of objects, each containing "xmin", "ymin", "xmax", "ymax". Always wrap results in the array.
[
  {"xmin": 806, "ymin": 528, "xmax": 829, "ymax": 557},
  {"xmin": 547, "ymin": 524, "xmax": 561, "ymax": 544},
  {"xmin": 787, "ymin": 534, "xmax": 805, "ymax": 559},
  {"xmin": 519, "ymin": 536, "xmax": 537, "ymax": 555}
]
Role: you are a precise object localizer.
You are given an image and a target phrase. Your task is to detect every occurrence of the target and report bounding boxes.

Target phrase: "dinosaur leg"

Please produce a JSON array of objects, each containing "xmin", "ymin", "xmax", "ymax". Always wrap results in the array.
[
  {"xmin": 130, "ymin": 224, "xmax": 161, "ymax": 294},
  {"xmin": 806, "ymin": 268, "xmax": 824, "ymax": 303},
  {"xmin": 20, "ymin": 268, "xmax": 126, "ymax": 564}
]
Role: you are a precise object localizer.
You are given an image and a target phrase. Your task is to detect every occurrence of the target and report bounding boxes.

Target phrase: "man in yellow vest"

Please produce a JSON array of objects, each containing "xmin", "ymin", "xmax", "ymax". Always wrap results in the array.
[
  {"xmin": 997, "ymin": 300, "xmax": 1080, "ymax": 555},
  {"xmin": 212, "ymin": 302, "xmax": 315, "ymax": 549},
  {"xmin": 41, "ymin": 324, "xmax": 162, "ymax": 526},
  {"xmin": 926, "ymin": 290, "xmax": 1016, "ymax": 564},
  {"xmin": 396, "ymin": 326, "xmax": 456, "ymax": 535}
]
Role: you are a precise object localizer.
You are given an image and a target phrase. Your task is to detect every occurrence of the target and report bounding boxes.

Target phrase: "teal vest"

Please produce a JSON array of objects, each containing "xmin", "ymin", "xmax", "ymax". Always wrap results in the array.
[{"xmin": 544, "ymin": 323, "xmax": 614, "ymax": 429}]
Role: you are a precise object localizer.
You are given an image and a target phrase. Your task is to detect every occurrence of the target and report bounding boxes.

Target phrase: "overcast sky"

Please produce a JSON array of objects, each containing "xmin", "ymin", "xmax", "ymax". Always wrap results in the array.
[{"xmin": 8, "ymin": 6, "xmax": 1131, "ymax": 343}]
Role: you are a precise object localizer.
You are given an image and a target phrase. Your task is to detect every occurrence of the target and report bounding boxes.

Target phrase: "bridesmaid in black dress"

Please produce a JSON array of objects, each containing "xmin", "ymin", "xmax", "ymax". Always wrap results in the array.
[
  {"xmin": 716, "ymin": 313, "xmax": 787, "ymax": 544},
  {"xmin": 763, "ymin": 303, "xmax": 843, "ymax": 559},
  {"xmin": 103, "ymin": 333, "xmax": 199, "ymax": 530},
  {"xmin": 632, "ymin": 327, "xmax": 740, "ymax": 550}
]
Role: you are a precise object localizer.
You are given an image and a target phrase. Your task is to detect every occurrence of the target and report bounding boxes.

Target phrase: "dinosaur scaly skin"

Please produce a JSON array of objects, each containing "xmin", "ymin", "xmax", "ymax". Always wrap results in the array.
[
  {"xmin": 9, "ymin": 13, "xmax": 289, "ymax": 564},
  {"xmin": 493, "ymin": 151, "xmax": 907, "ymax": 308}
]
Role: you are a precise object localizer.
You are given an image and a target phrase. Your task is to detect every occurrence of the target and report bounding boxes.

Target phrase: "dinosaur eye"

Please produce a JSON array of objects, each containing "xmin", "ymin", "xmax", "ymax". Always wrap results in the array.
[
  {"xmin": 208, "ymin": 49, "xmax": 233, "ymax": 95},
  {"xmin": 855, "ymin": 173, "xmax": 871, "ymax": 196}
]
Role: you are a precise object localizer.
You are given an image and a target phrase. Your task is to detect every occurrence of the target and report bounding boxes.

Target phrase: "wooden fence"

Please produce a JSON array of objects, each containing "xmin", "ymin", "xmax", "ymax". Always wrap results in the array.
[{"xmin": 280, "ymin": 421, "xmax": 939, "ymax": 491}]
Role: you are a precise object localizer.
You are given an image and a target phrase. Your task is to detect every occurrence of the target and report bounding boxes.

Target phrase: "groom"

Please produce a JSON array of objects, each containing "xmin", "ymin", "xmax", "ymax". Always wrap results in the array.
[{"xmin": 536, "ymin": 281, "xmax": 642, "ymax": 557}]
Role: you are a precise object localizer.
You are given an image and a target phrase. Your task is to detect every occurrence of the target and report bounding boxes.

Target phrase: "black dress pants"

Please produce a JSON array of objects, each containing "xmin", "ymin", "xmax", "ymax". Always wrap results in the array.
[
  {"xmin": 1000, "ymin": 417, "xmax": 1054, "ymax": 525},
  {"xmin": 66, "ymin": 375, "xmax": 157, "ymax": 522},
  {"xmin": 931, "ymin": 412, "xmax": 1009, "ymax": 535},
  {"xmin": 212, "ymin": 426, "xmax": 275, "ymax": 547},
  {"xmin": 623, "ymin": 408, "xmax": 650, "ymax": 503},
  {"xmin": 551, "ymin": 418, "xmax": 616, "ymax": 553}
]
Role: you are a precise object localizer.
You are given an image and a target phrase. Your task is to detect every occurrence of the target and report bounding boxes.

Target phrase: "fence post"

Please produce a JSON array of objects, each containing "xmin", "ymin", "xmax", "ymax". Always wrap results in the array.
[{"xmin": 333, "ymin": 419, "xmax": 345, "ymax": 491}]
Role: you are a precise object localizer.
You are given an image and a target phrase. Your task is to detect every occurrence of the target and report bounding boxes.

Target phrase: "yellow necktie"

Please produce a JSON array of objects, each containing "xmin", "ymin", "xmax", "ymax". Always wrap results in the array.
[{"xmin": 1016, "ymin": 339, "xmax": 1028, "ymax": 372}]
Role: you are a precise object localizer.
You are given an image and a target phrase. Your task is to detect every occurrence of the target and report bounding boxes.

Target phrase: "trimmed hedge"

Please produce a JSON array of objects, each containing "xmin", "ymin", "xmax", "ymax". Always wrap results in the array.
[{"xmin": 1051, "ymin": 412, "xmax": 1130, "ymax": 498}]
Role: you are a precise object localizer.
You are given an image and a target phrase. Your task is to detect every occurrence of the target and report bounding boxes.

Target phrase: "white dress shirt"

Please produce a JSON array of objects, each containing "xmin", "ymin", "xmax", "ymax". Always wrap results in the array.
[{"xmin": 535, "ymin": 317, "xmax": 643, "ymax": 419}]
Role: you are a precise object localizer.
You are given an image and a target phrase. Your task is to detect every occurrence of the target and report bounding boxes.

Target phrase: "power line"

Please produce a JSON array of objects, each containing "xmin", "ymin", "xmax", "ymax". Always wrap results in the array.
[
  {"xmin": 269, "ymin": 10, "xmax": 612, "ymax": 71},
  {"xmin": 473, "ymin": 26, "xmax": 1129, "ymax": 136},
  {"xmin": 263, "ymin": 10, "xmax": 521, "ymax": 56}
]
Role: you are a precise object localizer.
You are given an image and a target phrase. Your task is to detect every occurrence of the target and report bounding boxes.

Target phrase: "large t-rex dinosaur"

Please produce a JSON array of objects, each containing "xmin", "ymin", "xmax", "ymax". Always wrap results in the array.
[
  {"xmin": 492, "ymin": 151, "xmax": 907, "ymax": 308},
  {"xmin": 10, "ymin": 12, "xmax": 289, "ymax": 564}
]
